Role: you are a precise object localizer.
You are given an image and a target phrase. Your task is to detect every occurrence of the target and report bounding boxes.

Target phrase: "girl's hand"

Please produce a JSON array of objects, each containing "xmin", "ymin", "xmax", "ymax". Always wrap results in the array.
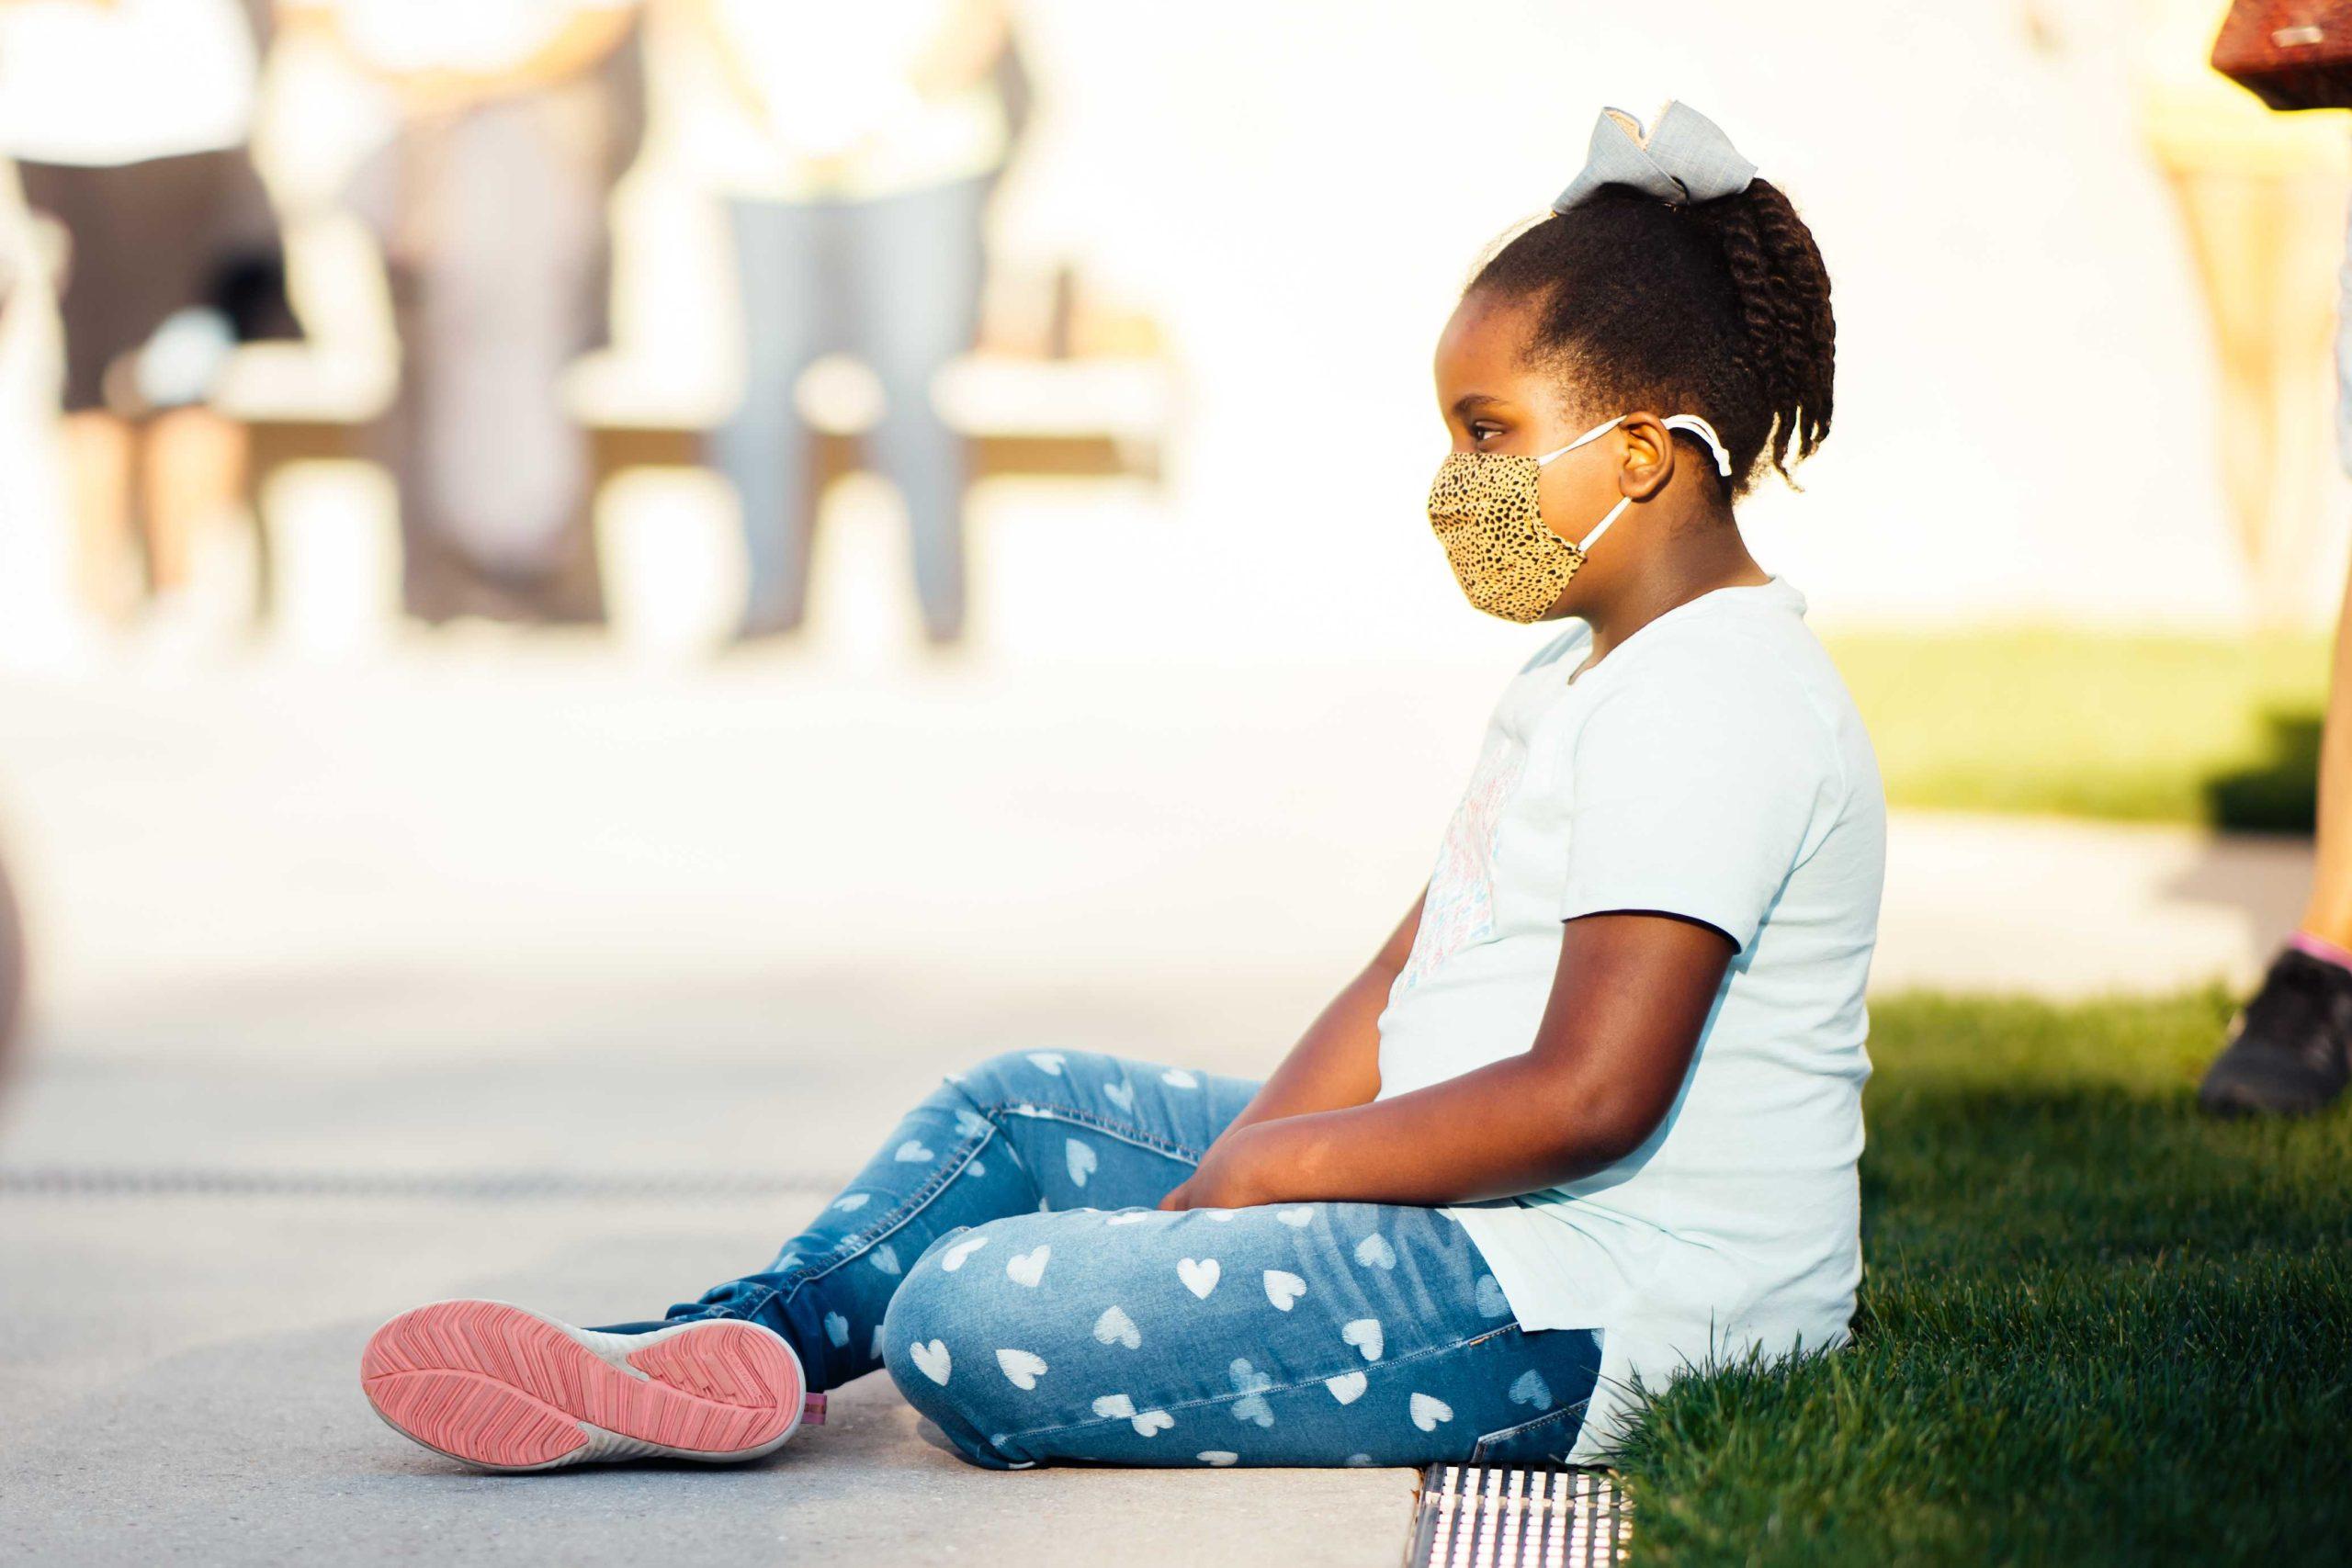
[
  {"xmin": 1158, "ymin": 1124, "xmax": 1280, "ymax": 1212},
  {"xmin": 1160, "ymin": 912, "xmax": 1731, "ymax": 1213}
]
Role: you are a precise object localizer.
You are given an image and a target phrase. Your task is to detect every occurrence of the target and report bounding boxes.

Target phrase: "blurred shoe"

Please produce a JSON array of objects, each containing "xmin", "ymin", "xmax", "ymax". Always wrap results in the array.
[
  {"xmin": 734, "ymin": 598, "xmax": 808, "ymax": 644},
  {"xmin": 403, "ymin": 567, "xmax": 540, "ymax": 627},
  {"xmin": 404, "ymin": 535, "xmax": 605, "ymax": 627},
  {"xmin": 2198, "ymin": 946, "xmax": 2352, "ymax": 1117},
  {"xmin": 916, "ymin": 626, "xmax": 983, "ymax": 671},
  {"xmin": 361, "ymin": 1300, "xmax": 814, "ymax": 1472},
  {"xmin": 127, "ymin": 584, "xmax": 252, "ymax": 666}
]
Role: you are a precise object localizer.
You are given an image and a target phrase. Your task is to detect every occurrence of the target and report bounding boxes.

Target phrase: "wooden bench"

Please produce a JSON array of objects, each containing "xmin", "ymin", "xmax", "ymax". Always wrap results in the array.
[
  {"xmin": 205, "ymin": 345, "xmax": 1175, "ymax": 638},
  {"xmin": 220, "ymin": 346, "xmax": 1178, "ymax": 498}
]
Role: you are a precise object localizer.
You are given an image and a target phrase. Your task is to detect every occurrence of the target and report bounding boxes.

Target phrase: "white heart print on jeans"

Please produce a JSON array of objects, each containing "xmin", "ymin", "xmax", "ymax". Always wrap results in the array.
[{"xmin": 666, "ymin": 1047, "xmax": 1600, "ymax": 1471}]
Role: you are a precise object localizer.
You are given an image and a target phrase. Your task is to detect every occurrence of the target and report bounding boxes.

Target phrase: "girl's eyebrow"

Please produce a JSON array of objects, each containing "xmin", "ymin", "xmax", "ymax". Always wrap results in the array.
[{"xmin": 1450, "ymin": 393, "xmax": 1508, "ymax": 418}]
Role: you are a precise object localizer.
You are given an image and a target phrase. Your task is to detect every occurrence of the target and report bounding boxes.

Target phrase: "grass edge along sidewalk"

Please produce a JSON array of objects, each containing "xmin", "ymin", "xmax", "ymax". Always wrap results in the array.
[
  {"xmin": 1829, "ymin": 629, "xmax": 2328, "ymax": 832},
  {"xmin": 1613, "ymin": 988, "xmax": 2351, "ymax": 1567}
]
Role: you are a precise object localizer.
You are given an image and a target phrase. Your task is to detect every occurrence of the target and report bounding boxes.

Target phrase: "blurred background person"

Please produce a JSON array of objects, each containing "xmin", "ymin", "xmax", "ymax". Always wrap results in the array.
[
  {"xmin": 2135, "ymin": 0, "xmax": 2350, "ymax": 627},
  {"xmin": 0, "ymin": 0, "xmax": 297, "ymax": 643},
  {"xmin": 674, "ymin": 0, "xmax": 1014, "ymax": 647},
  {"xmin": 279, "ymin": 0, "xmax": 644, "ymax": 626},
  {"xmin": 2171, "ymin": 0, "xmax": 2352, "ymax": 1116}
]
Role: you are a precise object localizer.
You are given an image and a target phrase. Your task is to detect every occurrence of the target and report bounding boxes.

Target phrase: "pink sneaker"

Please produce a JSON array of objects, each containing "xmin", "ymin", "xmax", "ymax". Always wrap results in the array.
[{"xmin": 361, "ymin": 1300, "xmax": 819, "ymax": 1472}]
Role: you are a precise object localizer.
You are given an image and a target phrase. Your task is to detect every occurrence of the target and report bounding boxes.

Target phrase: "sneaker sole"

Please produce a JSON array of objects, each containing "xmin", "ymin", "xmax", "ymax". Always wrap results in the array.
[{"xmin": 361, "ymin": 1300, "xmax": 807, "ymax": 1472}]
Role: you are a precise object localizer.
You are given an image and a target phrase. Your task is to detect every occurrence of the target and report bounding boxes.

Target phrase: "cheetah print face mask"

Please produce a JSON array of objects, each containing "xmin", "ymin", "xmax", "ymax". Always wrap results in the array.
[{"xmin": 1426, "ymin": 412, "xmax": 1736, "ymax": 623}]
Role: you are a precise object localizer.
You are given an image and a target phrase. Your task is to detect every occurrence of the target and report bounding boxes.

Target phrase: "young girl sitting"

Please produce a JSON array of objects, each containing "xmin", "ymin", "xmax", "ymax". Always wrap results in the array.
[{"xmin": 361, "ymin": 100, "xmax": 1883, "ymax": 1475}]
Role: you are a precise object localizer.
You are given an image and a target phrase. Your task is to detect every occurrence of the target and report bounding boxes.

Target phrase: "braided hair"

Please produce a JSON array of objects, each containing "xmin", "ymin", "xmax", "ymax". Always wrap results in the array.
[{"xmin": 1466, "ymin": 177, "xmax": 1835, "ymax": 499}]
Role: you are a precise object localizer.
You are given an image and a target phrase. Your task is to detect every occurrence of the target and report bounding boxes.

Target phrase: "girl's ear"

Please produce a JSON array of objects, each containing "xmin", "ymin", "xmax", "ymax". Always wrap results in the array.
[{"xmin": 1614, "ymin": 412, "xmax": 1678, "ymax": 500}]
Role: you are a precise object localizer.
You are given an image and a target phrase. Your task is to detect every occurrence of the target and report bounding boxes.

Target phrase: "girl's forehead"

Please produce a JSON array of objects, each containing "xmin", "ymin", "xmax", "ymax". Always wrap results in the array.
[{"xmin": 1435, "ymin": 291, "xmax": 1551, "ymax": 402}]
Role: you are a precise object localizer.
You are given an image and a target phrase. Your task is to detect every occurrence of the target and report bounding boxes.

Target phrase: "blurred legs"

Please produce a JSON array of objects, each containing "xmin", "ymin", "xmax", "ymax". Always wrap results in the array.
[
  {"xmin": 379, "ymin": 96, "xmax": 608, "ymax": 619},
  {"xmin": 2164, "ymin": 168, "xmax": 2343, "ymax": 624},
  {"xmin": 141, "ymin": 406, "xmax": 246, "ymax": 596},
  {"xmin": 848, "ymin": 176, "xmax": 988, "ymax": 645},
  {"xmin": 2301, "ymin": 560, "xmax": 2352, "ymax": 947},
  {"xmin": 2198, "ymin": 172, "xmax": 2352, "ymax": 1116},
  {"xmin": 719, "ymin": 176, "xmax": 988, "ymax": 643},
  {"xmin": 59, "ymin": 410, "xmax": 134, "ymax": 620},
  {"xmin": 714, "ymin": 197, "xmax": 828, "ymax": 636}
]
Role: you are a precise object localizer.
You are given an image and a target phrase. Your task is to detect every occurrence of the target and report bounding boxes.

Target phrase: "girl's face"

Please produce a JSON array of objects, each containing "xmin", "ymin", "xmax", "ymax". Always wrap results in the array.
[{"xmin": 1430, "ymin": 288, "xmax": 1651, "ymax": 617}]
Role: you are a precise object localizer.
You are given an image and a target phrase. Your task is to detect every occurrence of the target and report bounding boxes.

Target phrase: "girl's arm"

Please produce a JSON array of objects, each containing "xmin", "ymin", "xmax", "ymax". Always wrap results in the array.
[
  {"xmin": 1208, "ymin": 892, "xmax": 1423, "ymax": 1135},
  {"xmin": 1162, "ymin": 910, "xmax": 1732, "ymax": 1210},
  {"xmin": 908, "ymin": 0, "xmax": 1013, "ymax": 100}
]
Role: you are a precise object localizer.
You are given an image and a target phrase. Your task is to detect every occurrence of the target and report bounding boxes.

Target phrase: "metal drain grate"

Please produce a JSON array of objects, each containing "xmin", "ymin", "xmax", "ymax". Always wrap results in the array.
[{"xmin": 1406, "ymin": 1465, "xmax": 1630, "ymax": 1568}]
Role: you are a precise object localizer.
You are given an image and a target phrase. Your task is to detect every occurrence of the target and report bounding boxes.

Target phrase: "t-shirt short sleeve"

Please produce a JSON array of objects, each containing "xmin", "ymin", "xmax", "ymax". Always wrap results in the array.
[{"xmin": 1557, "ymin": 642, "xmax": 1840, "ymax": 953}]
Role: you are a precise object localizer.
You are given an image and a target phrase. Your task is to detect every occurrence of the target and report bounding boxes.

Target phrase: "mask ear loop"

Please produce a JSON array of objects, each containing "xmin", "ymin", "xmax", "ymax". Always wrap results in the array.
[
  {"xmin": 1575, "ymin": 496, "xmax": 1634, "ymax": 555},
  {"xmin": 1538, "ymin": 413, "xmax": 1733, "ymax": 477},
  {"xmin": 1532, "ymin": 413, "xmax": 1626, "ymax": 467},
  {"xmin": 1544, "ymin": 412, "xmax": 1729, "ymax": 556},
  {"xmin": 1660, "ymin": 414, "xmax": 1734, "ymax": 478},
  {"xmin": 1534, "ymin": 414, "xmax": 1634, "ymax": 556}
]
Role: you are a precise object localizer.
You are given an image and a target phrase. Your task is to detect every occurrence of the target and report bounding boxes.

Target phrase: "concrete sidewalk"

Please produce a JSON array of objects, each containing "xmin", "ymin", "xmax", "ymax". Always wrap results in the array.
[
  {"xmin": 0, "ymin": 1194, "xmax": 1414, "ymax": 1567},
  {"xmin": 0, "ymin": 646, "xmax": 2313, "ymax": 1564}
]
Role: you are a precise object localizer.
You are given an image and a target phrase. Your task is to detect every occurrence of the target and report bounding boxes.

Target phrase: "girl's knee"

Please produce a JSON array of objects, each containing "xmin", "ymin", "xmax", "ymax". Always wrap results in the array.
[
  {"xmin": 880, "ymin": 1218, "xmax": 1025, "ymax": 1403},
  {"xmin": 880, "ymin": 1223, "xmax": 1044, "ymax": 1464},
  {"xmin": 950, "ymin": 1048, "xmax": 1131, "ymax": 1108},
  {"xmin": 947, "ymin": 1051, "xmax": 1036, "ymax": 1104},
  {"xmin": 880, "ymin": 1321, "xmax": 1025, "ymax": 1470}
]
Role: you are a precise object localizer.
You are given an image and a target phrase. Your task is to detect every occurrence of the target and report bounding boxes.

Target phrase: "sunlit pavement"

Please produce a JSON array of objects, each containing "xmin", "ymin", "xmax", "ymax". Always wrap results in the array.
[{"xmin": 0, "ymin": 640, "xmax": 2311, "ymax": 1564}]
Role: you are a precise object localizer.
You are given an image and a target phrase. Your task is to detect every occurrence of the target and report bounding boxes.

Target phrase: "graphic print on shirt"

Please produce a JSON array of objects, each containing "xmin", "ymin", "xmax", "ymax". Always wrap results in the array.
[{"xmin": 1394, "ymin": 727, "xmax": 1527, "ymax": 995}]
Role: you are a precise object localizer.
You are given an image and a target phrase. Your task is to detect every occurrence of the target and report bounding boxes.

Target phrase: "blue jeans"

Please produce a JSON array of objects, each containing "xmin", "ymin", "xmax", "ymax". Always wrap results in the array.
[
  {"xmin": 711, "ymin": 176, "xmax": 988, "ymax": 641},
  {"xmin": 663, "ymin": 1050, "xmax": 1602, "ymax": 1469}
]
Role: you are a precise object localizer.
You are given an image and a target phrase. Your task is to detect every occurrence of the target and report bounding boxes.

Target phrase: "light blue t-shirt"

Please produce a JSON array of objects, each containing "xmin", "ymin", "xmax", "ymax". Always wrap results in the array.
[{"xmin": 1374, "ymin": 576, "xmax": 1886, "ymax": 1463}]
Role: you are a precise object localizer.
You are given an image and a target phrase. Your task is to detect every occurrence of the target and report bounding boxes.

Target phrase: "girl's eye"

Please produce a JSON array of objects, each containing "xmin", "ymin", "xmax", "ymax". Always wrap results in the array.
[{"xmin": 1470, "ymin": 423, "xmax": 1503, "ymax": 444}]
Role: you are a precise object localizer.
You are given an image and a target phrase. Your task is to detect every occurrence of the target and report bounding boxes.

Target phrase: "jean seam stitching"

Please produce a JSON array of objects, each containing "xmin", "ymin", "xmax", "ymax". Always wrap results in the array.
[
  {"xmin": 766, "ymin": 1063, "xmax": 1203, "ymax": 1312},
  {"xmin": 771, "ymin": 1127, "xmax": 997, "ymax": 1305},
  {"xmin": 703, "ymin": 1057, "xmax": 1211, "ymax": 1327},
  {"xmin": 963, "ymin": 1089, "xmax": 1206, "ymax": 1164},
  {"xmin": 1470, "ymin": 1401, "xmax": 1582, "ymax": 1458}
]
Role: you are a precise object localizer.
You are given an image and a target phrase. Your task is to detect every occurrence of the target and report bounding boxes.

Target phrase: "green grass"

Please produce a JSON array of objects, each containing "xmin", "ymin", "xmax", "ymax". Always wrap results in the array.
[
  {"xmin": 1617, "ymin": 989, "xmax": 2352, "ymax": 1567},
  {"xmin": 1826, "ymin": 630, "xmax": 2330, "ymax": 832}
]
